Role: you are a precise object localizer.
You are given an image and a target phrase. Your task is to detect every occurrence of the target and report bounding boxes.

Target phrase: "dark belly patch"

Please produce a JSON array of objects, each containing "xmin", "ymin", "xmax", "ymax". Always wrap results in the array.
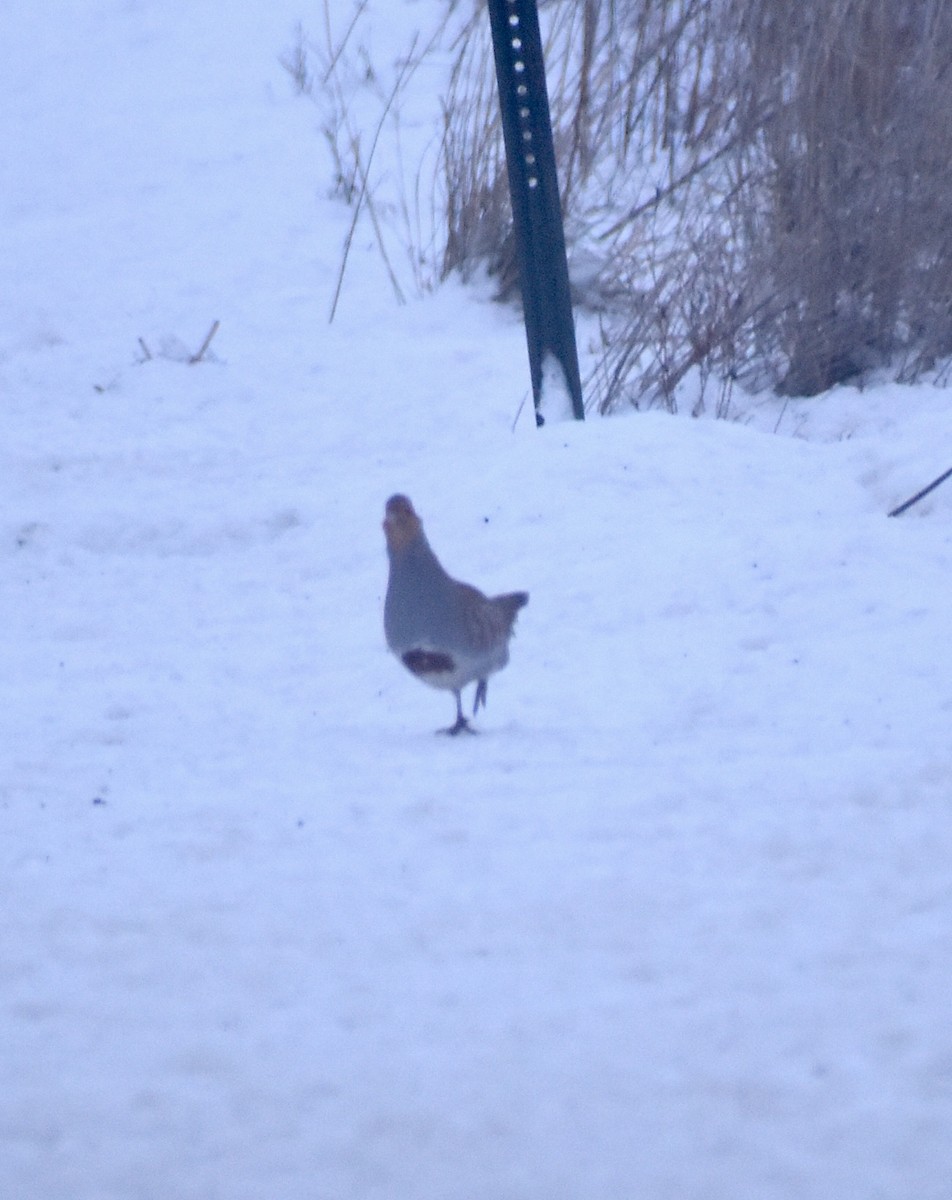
[{"xmin": 402, "ymin": 648, "xmax": 455, "ymax": 677}]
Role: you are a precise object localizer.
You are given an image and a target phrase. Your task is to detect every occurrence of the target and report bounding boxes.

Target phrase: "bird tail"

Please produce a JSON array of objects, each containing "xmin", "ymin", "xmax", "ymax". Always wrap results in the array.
[{"xmin": 495, "ymin": 591, "xmax": 529, "ymax": 625}]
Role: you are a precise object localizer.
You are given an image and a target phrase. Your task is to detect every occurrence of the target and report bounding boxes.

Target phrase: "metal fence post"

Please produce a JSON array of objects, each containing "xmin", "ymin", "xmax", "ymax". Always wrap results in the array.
[{"xmin": 487, "ymin": 0, "xmax": 584, "ymax": 423}]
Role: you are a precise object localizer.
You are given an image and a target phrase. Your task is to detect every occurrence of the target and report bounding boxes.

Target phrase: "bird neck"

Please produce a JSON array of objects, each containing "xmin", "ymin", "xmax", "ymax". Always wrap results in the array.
[{"xmin": 390, "ymin": 533, "xmax": 451, "ymax": 585}]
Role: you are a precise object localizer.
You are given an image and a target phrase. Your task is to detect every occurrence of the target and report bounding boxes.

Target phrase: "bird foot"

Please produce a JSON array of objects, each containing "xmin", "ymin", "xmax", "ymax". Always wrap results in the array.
[{"xmin": 439, "ymin": 716, "xmax": 477, "ymax": 736}]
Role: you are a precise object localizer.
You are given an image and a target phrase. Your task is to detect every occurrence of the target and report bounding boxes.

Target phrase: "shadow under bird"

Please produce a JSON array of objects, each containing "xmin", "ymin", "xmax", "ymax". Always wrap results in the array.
[{"xmin": 382, "ymin": 494, "xmax": 528, "ymax": 734}]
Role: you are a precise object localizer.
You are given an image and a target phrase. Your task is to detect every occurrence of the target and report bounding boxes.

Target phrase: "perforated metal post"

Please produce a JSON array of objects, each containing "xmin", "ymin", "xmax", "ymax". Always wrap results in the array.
[{"xmin": 487, "ymin": 0, "xmax": 584, "ymax": 423}]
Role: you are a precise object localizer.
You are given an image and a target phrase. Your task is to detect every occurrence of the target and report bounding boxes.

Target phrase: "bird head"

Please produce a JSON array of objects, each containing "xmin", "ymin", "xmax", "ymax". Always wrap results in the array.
[{"xmin": 383, "ymin": 494, "xmax": 422, "ymax": 554}]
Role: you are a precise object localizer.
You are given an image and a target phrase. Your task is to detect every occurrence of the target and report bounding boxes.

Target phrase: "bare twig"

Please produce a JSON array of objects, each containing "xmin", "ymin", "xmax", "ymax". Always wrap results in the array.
[
  {"xmin": 320, "ymin": 0, "xmax": 370, "ymax": 86},
  {"xmin": 328, "ymin": 34, "xmax": 420, "ymax": 322},
  {"xmin": 346, "ymin": 133, "xmax": 408, "ymax": 307},
  {"xmin": 189, "ymin": 320, "xmax": 220, "ymax": 364},
  {"xmin": 595, "ymin": 131, "xmax": 750, "ymax": 242},
  {"xmin": 889, "ymin": 465, "xmax": 952, "ymax": 517}
]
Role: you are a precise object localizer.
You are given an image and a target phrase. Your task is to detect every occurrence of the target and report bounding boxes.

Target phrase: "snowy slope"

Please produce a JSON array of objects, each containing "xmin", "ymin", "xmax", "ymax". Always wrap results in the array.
[{"xmin": 3, "ymin": 3, "xmax": 952, "ymax": 1198}]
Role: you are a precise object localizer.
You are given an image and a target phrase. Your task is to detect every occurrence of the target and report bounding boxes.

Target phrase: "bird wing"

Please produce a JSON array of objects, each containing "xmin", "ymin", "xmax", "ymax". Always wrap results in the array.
[{"xmin": 457, "ymin": 584, "xmax": 527, "ymax": 652}]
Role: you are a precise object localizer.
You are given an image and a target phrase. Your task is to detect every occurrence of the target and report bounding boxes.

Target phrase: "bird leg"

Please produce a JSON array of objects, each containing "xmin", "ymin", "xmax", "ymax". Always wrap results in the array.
[
  {"xmin": 473, "ymin": 678, "xmax": 488, "ymax": 714},
  {"xmin": 440, "ymin": 690, "xmax": 477, "ymax": 736}
]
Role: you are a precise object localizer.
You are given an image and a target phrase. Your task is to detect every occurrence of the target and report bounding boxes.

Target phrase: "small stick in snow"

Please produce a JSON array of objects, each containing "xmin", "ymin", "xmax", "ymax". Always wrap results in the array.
[
  {"xmin": 888, "ymin": 464, "xmax": 952, "ymax": 517},
  {"xmin": 189, "ymin": 320, "xmax": 220, "ymax": 364},
  {"xmin": 138, "ymin": 337, "xmax": 153, "ymax": 361}
]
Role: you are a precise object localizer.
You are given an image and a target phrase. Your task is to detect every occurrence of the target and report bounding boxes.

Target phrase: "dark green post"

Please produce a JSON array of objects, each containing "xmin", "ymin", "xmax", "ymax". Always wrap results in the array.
[{"xmin": 487, "ymin": 0, "xmax": 584, "ymax": 423}]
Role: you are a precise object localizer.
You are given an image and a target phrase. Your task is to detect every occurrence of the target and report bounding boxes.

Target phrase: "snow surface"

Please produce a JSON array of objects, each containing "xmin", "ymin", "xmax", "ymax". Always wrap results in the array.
[{"xmin": 3, "ymin": 2, "xmax": 952, "ymax": 1198}]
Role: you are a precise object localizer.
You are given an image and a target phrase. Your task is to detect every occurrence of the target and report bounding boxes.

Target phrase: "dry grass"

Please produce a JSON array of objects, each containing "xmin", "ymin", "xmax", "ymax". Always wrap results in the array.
[{"xmin": 293, "ymin": 0, "xmax": 952, "ymax": 408}]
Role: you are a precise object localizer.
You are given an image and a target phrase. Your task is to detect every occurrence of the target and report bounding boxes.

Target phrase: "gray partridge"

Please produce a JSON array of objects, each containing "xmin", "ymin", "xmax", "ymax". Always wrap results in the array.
[{"xmin": 382, "ymin": 494, "xmax": 528, "ymax": 734}]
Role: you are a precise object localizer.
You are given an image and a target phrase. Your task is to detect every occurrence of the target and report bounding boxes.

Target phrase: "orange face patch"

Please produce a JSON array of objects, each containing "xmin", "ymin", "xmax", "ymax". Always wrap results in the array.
[{"xmin": 383, "ymin": 494, "xmax": 422, "ymax": 553}]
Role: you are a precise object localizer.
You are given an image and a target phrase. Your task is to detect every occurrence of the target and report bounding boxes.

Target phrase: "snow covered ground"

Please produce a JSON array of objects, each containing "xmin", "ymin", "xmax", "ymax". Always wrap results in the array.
[{"xmin": 3, "ymin": 2, "xmax": 952, "ymax": 1197}]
